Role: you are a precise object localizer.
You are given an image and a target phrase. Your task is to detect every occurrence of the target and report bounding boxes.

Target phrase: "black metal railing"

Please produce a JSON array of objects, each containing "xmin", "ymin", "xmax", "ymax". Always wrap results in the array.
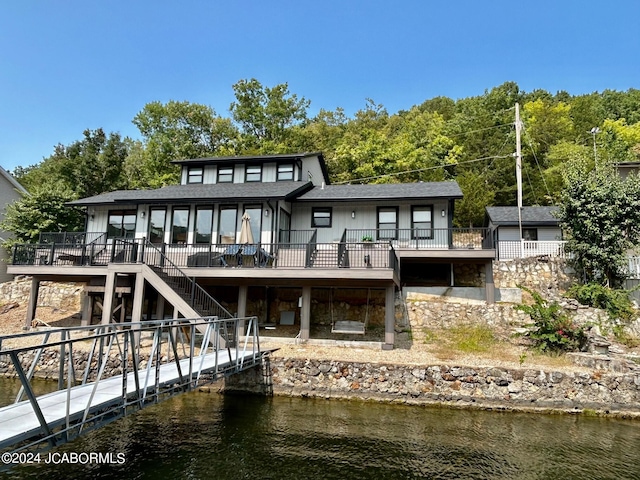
[
  {"xmin": 345, "ymin": 227, "xmax": 492, "ymax": 249},
  {"xmin": 305, "ymin": 230, "xmax": 317, "ymax": 267},
  {"xmin": 141, "ymin": 241, "xmax": 232, "ymax": 319},
  {"xmin": 278, "ymin": 229, "xmax": 316, "ymax": 244},
  {"xmin": 38, "ymin": 231, "xmax": 105, "ymax": 245}
]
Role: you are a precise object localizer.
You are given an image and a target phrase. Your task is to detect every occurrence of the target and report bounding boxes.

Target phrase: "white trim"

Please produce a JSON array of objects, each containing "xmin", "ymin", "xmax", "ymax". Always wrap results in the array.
[{"xmin": 0, "ymin": 165, "xmax": 27, "ymax": 194}]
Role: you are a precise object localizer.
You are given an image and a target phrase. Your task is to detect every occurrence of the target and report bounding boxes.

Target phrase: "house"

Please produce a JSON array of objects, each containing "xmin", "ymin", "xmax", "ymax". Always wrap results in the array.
[
  {"xmin": 615, "ymin": 161, "xmax": 640, "ymax": 181},
  {"xmin": 0, "ymin": 165, "xmax": 27, "ymax": 282},
  {"xmin": 8, "ymin": 153, "xmax": 496, "ymax": 349},
  {"xmin": 485, "ymin": 206, "xmax": 565, "ymax": 261}
]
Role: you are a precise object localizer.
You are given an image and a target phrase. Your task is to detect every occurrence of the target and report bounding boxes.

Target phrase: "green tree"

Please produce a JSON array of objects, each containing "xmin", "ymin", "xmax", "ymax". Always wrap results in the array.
[
  {"xmin": 230, "ymin": 78, "xmax": 310, "ymax": 151},
  {"xmin": 132, "ymin": 101, "xmax": 238, "ymax": 187},
  {"xmin": 558, "ymin": 164, "xmax": 640, "ymax": 287},
  {"xmin": 0, "ymin": 185, "xmax": 84, "ymax": 249}
]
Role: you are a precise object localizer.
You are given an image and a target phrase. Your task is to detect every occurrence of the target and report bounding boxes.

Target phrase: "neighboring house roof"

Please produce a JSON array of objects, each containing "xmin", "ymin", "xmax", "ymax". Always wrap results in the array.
[
  {"xmin": 68, "ymin": 181, "xmax": 314, "ymax": 206},
  {"xmin": 295, "ymin": 182, "xmax": 463, "ymax": 202},
  {"xmin": 0, "ymin": 165, "xmax": 27, "ymax": 194},
  {"xmin": 173, "ymin": 152, "xmax": 331, "ymax": 185},
  {"xmin": 485, "ymin": 206, "xmax": 559, "ymax": 227}
]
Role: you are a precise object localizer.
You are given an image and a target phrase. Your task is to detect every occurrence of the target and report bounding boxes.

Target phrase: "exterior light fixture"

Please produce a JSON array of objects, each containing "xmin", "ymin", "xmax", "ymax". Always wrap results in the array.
[
  {"xmin": 351, "ymin": 211, "xmax": 356, "ymax": 219},
  {"xmin": 441, "ymin": 209, "xmax": 446, "ymax": 217}
]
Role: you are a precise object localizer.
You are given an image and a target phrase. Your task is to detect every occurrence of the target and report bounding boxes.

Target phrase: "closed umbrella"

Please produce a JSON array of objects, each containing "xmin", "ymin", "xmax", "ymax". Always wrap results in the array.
[{"xmin": 239, "ymin": 212, "xmax": 254, "ymax": 244}]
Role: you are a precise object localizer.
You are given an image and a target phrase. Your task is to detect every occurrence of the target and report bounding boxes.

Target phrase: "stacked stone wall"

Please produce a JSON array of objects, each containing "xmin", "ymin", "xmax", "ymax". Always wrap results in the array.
[
  {"xmin": 0, "ymin": 277, "xmax": 82, "ymax": 310},
  {"xmin": 494, "ymin": 257, "xmax": 574, "ymax": 292},
  {"xmin": 225, "ymin": 358, "xmax": 640, "ymax": 415}
]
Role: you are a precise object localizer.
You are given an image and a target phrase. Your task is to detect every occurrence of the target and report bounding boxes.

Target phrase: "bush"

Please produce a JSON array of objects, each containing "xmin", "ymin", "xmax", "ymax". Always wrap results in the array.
[
  {"xmin": 567, "ymin": 283, "xmax": 635, "ymax": 322},
  {"xmin": 515, "ymin": 286, "xmax": 587, "ymax": 354}
]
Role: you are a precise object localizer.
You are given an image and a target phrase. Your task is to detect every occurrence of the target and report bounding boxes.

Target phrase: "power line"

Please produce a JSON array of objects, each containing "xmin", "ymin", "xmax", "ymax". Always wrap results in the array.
[{"xmin": 334, "ymin": 154, "xmax": 514, "ymax": 184}]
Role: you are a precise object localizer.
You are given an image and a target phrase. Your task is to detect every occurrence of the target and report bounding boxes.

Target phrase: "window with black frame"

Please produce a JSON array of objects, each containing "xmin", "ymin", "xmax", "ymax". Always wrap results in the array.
[
  {"xmin": 195, "ymin": 207, "xmax": 213, "ymax": 244},
  {"xmin": 148, "ymin": 208, "xmax": 166, "ymax": 244},
  {"xmin": 187, "ymin": 166, "xmax": 203, "ymax": 184},
  {"xmin": 107, "ymin": 210, "xmax": 137, "ymax": 239},
  {"xmin": 277, "ymin": 163, "xmax": 294, "ymax": 181},
  {"xmin": 311, "ymin": 207, "xmax": 332, "ymax": 228},
  {"xmin": 245, "ymin": 165, "xmax": 262, "ymax": 182},
  {"xmin": 377, "ymin": 207, "xmax": 398, "ymax": 240},
  {"xmin": 217, "ymin": 166, "xmax": 234, "ymax": 183},
  {"xmin": 171, "ymin": 208, "xmax": 190, "ymax": 244},
  {"xmin": 411, "ymin": 206, "xmax": 433, "ymax": 239}
]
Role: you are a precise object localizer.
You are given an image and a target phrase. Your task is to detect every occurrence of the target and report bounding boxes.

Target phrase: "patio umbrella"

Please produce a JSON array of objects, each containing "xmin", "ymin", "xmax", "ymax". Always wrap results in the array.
[{"xmin": 239, "ymin": 212, "xmax": 254, "ymax": 244}]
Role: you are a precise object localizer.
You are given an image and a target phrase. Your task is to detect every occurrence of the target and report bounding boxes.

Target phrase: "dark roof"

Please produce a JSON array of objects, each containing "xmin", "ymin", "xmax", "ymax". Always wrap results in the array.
[
  {"xmin": 485, "ymin": 206, "xmax": 560, "ymax": 227},
  {"xmin": 68, "ymin": 182, "xmax": 314, "ymax": 206},
  {"xmin": 172, "ymin": 152, "xmax": 323, "ymax": 165},
  {"xmin": 295, "ymin": 182, "xmax": 463, "ymax": 202}
]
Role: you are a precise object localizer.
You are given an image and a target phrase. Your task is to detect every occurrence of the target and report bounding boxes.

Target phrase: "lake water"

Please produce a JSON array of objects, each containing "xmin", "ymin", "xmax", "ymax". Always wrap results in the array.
[{"xmin": 1, "ymin": 377, "xmax": 639, "ymax": 479}]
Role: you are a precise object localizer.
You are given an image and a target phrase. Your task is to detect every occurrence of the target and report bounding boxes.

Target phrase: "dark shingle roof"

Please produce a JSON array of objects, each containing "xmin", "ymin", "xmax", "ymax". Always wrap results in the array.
[
  {"xmin": 68, "ymin": 182, "xmax": 314, "ymax": 206},
  {"xmin": 485, "ymin": 206, "xmax": 559, "ymax": 227},
  {"xmin": 172, "ymin": 152, "xmax": 323, "ymax": 164},
  {"xmin": 296, "ymin": 182, "xmax": 463, "ymax": 202}
]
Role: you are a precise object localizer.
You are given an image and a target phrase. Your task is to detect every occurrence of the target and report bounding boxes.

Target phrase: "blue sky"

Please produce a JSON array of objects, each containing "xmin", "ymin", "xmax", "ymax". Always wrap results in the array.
[{"xmin": 1, "ymin": 0, "xmax": 639, "ymax": 172}]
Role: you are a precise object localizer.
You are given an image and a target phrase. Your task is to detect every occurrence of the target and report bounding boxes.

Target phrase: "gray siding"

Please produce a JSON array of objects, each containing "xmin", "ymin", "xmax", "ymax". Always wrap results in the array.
[
  {"xmin": 497, "ymin": 227, "xmax": 562, "ymax": 242},
  {"xmin": 0, "ymin": 174, "xmax": 24, "ymax": 282},
  {"xmin": 290, "ymin": 200, "xmax": 451, "ymax": 243}
]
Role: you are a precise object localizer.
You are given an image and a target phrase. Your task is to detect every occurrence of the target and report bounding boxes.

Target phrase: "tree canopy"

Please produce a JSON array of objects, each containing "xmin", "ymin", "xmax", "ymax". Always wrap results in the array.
[{"xmin": 7, "ymin": 79, "xmax": 640, "ymax": 232}]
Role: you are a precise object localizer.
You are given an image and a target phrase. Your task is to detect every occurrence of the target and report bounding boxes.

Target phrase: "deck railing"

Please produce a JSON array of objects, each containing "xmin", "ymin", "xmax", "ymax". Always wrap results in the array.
[
  {"xmin": 497, "ymin": 240, "xmax": 567, "ymax": 260},
  {"xmin": 11, "ymin": 237, "xmax": 400, "ymax": 271},
  {"xmin": 345, "ymin": 228, "xmax": 491, "ymax": 250}
]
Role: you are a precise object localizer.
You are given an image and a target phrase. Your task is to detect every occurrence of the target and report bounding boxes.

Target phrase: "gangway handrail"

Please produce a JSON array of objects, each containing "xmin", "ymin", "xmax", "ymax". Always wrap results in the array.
[{"xmin": 0, "ymin": 316, "xmax": 262, "ymax": 455}]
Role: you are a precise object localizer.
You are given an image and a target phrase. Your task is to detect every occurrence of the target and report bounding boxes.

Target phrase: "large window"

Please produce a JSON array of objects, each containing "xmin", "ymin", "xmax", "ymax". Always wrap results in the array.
[
  {"xmin": 411, "ymin": 206, "xmax": 433, "ymax": 239},
  {"xmin": 243, "ymin": 205, "xmax": 263, "ymax": 243},
  {"xmin": 522, "ymin": 228, "xmax": 538, "ymax": 241},
  {"xmin": 218, "ymin": 206, "xmax": 237, "ymax": 244},
  {"xmin": 195, "ymin": 207, "xmax": 213, "ymax": 244},
  {"xmin": 277, "ymin": 164, "xmax": 294, "ymax": 181},
  {"xmin": 171, "ymin": 208, "xmax": 190, "ymax": 244},
  {"xmin": 107, "ymin": 210, "xmax": 136, "ymax": 239},
  {"xmin": 217, "ymin": 166, "xmax": 234, "ymax": 183},
  {"xmin": 311, "ymin": 207, "xmax": 332, "ymax": 228},
  {"xmin": 148, "ymin": 208, "xmax": 166, "ymax": 244},
  {"xmin": 245, "ymin": 165, "xmax": 262, "ymax": 182},
  {"xmin": 377, "ymin": 207, "xmax": 398, "ymax": 240},
  {"xmin": 187, "ymin": 167, "xmax": 203, "ymax": 184}
]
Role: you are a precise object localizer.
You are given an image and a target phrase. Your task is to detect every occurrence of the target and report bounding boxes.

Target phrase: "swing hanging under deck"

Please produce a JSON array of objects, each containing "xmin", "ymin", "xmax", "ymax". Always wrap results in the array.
[{"xmin": 330, "ymin": 288, "xmax": 369, "ymax": 335}]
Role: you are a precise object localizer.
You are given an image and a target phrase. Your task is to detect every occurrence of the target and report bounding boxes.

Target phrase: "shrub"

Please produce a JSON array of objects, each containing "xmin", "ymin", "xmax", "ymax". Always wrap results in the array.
[
  {"xmin": 515, "ymin": 286, "xmax": 587, "ymax": 354},
  {"xmin": 567, "ymin": 283, "xmax": 635, "ymax": 322}
]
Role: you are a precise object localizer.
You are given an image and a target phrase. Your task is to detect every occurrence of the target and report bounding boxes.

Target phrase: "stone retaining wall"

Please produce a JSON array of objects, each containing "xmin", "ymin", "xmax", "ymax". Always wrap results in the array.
[
  {"xmin": 494, "ymin": 257, "xmax": 574, "ymax": 292},
  {"xmin": 225, "ymin": 357, "xmax": 640, "ymax": 415},
  {"xmin": 0, "ymin": 278, "xmax": 82, "ymax": 310}
]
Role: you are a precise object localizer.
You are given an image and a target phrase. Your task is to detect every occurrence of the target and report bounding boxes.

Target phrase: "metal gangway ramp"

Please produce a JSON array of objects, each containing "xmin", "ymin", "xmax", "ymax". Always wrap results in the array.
[{"xmin": 0, "ymin": 316, "xmax": 263, "ymax": 454}]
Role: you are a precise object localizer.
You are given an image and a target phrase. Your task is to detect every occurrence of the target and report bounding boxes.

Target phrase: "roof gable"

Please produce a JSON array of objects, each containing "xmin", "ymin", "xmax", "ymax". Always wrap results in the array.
[{"xmin": 0, "ymin": 166, "xmax": 27, "ymax": 194}]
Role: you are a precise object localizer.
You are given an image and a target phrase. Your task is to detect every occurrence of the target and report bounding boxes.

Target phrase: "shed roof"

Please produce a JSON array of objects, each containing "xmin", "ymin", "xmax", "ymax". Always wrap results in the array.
[
  {"xmin": 485, "ymin": 206, "xmax": 559, "ymax": 227},
  {"xmin": 68, "ymin": 181, "xmax": 314, "ymax": 206},
  {"xmin": 296, "ymin": 182, "xmax": 463, "ymax": 202}
]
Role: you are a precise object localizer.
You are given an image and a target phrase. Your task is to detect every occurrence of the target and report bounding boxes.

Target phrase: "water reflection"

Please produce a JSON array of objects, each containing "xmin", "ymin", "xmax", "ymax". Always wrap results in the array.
[{"xmin": 1, "ymin": 382, "xmax": 639, "ymax": 480}]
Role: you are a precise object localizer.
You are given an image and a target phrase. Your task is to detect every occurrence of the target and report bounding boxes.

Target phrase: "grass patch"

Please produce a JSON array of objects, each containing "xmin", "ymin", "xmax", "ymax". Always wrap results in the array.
[
  {"xmin": 422, "ymin": 328, "xmax": 438, "ymax": 343},
  {"xmin": 447, "ymin": 324, "xmax": 496, "ymax": 353}
]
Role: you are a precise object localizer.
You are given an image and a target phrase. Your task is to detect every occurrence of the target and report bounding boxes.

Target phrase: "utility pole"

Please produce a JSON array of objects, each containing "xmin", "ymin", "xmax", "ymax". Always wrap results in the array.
[{"xmin": 515, "ymin": 103, "xmax": 523, "ymax": 251}]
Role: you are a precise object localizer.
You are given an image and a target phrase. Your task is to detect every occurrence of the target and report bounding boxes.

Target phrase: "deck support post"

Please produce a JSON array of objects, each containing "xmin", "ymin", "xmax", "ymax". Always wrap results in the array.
[
  {"xmin": 383, "ymin": 285, "xmax": 395, "ymax": 350},
  {"xmin": 485, "ymin": 262, "xmax": 495, "ymax": 304},
  {"xmin": 237, "ymin": 285, "xmax": 248, "ymax": 332},
  {"xmin": 101, "ymin": 270, "xmax": 117, "ymax": 325},
  {"xmin": 131, "ymin": 273, "xmax": 145, "ymax": 324},
  {"xmin": 81, "ymin": 289, "xmax": 92, "ymax": 326},
  {"xmin": 156, "ymin": 296, "xmax": 165, "ymax": 321},
  {"xmin": 300, "ymin": 286, "xmax": 311, "ymax": 341},
  {"xmin": 24, "ymin": 276, "xmax": 40, "ymax": 330}
]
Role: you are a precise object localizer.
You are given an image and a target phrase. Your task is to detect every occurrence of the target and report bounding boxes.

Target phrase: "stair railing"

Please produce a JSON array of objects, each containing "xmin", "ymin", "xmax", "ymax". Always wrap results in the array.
[{"xmin": 140, "ymin": 240, "xmax": 233, "ymax": 319}]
